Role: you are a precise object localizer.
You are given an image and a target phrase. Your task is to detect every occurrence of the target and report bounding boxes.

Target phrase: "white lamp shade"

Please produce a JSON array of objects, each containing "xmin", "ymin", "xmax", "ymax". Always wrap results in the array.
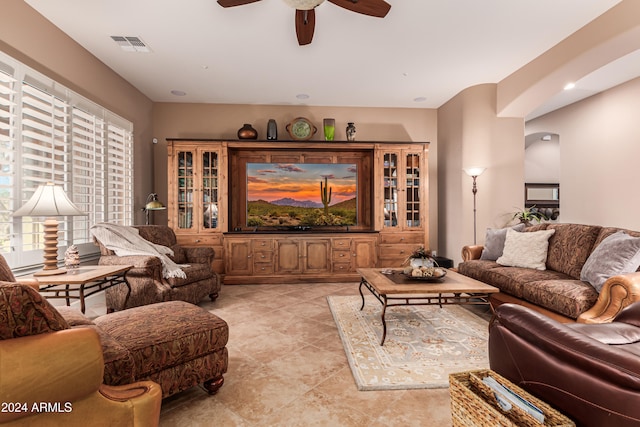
[
  {"xmin": 13, "ymin": 183, "xmax": 86, "ymax": 217},
  {"xmin": 282, "ymin": 0, "xmax": 325, "ymax": 10},
  {"xmin": 463, "ymin": 167, "xmax": 486, "ymax": 177}
]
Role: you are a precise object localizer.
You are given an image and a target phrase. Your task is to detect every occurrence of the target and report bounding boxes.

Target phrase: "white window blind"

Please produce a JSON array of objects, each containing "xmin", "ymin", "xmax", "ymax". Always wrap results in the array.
[
  {"xmin": 0, "ymin": 67, "xmax": 16, "ymax": 256},
  {"xmin": 0, "ymin": 51, "xmax": 134, "ymax": 271}
]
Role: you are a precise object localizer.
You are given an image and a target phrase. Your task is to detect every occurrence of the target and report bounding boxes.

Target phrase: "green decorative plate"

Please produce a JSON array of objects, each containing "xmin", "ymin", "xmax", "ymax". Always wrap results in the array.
[{"xmin": 286, "ymin": 117, "xmax": 317, "ymax": 141}]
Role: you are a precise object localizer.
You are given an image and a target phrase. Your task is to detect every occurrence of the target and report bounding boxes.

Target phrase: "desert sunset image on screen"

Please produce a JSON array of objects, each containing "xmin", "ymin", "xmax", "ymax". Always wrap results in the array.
[{"xmin": 247, "ymin": 162, "xmax": 357, "ymax": 227}]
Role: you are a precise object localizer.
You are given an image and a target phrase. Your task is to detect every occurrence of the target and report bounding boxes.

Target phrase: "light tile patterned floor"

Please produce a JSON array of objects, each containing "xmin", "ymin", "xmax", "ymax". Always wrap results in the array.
[{"xmin": 61, "ymin": 282, "xmax": 491, "ymax": 426}]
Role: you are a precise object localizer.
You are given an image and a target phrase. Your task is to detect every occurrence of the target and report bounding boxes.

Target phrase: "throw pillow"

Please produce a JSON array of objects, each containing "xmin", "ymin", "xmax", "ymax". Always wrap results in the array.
[
  {"xmin": 496, "ymin": 228, "xmax": 556, "ymax": 270},
  {"xmin": 580, "ymin": 231, "xmax": 640, "ymax": 292},
  {"xmin": 480, "ymin": 223, "xmax": 526, "ymax": 261}
]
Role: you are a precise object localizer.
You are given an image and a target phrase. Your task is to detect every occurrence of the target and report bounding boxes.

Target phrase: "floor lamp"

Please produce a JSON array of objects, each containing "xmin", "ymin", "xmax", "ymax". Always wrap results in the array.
[
  {"xmin": 143, "ymin": 193, "xmax": 166, "ymax": 225},
  {"xmin": 464, "ymin": 167, "xmax": 486, "ymax": 245},
  {"xmin": 13, "ymin": 183, "xmax": 86, "ymax": 276}
]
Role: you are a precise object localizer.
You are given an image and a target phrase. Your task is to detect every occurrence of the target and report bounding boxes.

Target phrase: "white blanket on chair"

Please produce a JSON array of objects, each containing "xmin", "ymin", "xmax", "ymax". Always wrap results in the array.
[{"xmin": 91, "ymin": 223, "xmax": 187, "ymax": 279}]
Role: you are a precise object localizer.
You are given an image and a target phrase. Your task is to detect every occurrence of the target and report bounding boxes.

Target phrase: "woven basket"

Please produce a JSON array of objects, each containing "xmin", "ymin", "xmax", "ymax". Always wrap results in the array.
[{"xmin": 449, "ymin": 370, "xmax": 575, "ymax": 427}]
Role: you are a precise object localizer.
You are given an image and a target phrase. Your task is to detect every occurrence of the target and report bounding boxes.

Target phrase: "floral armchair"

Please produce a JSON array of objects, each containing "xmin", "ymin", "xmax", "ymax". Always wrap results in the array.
[
  {"xmin": 1, "ymin": 253, "xmax": 229, "ymax": 401},
  {"xmin": 95, "ymin": 225, "xmax": 220, "ymax": 312}
]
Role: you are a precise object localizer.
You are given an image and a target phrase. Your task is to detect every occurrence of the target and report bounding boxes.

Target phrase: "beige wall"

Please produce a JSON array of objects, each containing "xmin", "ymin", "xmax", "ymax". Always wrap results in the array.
[
  {"xmin": 152, "ymin": 103, "xmax": 439, "ymax": 248},
  {"xmin": 438, "ymin": 84, "xmax": 524, "ymax": 263},
  {"xmin": 526, "ymin": 77, "xmax": 640, "ymax": 229},
  {"xmin": 2, "ymin": 0, "xmax": 154, "ymax": 225}
]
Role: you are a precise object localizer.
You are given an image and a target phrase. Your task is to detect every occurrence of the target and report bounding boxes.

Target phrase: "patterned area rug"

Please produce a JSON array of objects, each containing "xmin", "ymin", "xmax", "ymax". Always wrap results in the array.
[{"xmin": 327, "ymin": 295, "xmax": 489, "ymax": 391}]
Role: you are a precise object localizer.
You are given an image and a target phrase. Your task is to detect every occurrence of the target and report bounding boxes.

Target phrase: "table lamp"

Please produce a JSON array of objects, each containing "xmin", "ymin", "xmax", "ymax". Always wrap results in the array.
[{"xmin": 13, "ymin": 183, "xmax": 86, "ymax": 276}]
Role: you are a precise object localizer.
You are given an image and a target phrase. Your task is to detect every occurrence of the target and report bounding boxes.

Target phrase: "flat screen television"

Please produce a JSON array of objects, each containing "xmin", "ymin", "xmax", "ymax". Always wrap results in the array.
[{"xmin": 247, "ymin": 162, "xmax": 357, "ymax": 228}]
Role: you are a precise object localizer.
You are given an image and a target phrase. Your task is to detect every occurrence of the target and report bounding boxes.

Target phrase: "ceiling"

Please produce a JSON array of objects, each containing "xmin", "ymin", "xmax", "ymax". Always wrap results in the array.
[{"xmin": 24, "ymin": 0, "xmax": 639, "ymax": 118}]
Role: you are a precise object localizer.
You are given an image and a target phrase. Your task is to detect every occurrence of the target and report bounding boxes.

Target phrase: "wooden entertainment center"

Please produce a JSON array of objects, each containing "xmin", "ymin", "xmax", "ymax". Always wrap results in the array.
[{"xmin": 167, "ymin": 139, "xmax": 429, "ymax": 284}]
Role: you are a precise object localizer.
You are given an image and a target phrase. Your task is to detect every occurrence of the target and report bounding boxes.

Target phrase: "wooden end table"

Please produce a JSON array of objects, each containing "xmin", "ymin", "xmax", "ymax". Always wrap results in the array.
[
  {"xmin": 18, "ymin": 265, "xmax": 133, "ymax": 314},
  {"xmin": 357, "ymin": 267, "xmax": 499, "ymax": 345}
]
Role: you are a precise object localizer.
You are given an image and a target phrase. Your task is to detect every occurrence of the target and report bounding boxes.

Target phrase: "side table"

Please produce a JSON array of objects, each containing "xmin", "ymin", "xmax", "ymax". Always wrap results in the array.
[{"xmin": 18, "ymin": 265, "xmax": 132, "ymax": 314}]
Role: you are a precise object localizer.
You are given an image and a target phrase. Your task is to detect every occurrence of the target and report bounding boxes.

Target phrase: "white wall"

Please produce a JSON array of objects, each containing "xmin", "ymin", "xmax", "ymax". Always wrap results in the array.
[
  {"xmin": 525, "ymin": 133, "xmax": 560, "ymax": 183},
  {"xmin": 526, "ymin": 77, "xmax": 640, "ymax": 229}
]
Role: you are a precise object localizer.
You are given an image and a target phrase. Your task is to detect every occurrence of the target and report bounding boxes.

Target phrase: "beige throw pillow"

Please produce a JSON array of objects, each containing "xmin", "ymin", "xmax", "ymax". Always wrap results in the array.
[{"xmin": 496, "ymin": 228, "xmax": 556, "ymax": 270}]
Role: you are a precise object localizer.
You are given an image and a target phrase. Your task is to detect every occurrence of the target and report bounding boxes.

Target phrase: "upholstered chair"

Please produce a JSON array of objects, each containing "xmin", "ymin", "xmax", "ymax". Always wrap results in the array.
[
  {"xmin": 1, "ymin": 252, "xmax": 229, "ymax": 400},
  {"xmin": 94, "ymin": 225, "xmax": 220, "ymax": 311},
  {"xmin": 0, "ymin": 281, "xmax": 162, "ymax": 427}
]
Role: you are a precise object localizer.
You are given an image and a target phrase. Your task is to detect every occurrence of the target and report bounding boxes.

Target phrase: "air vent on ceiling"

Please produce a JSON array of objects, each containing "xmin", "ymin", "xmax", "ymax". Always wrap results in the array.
[{"xmin": 110, "ymin": 36, "xmax": 152, "ymax": 53}]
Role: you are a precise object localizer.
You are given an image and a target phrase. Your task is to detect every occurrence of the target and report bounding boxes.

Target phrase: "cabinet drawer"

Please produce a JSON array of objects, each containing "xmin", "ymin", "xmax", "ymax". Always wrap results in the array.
[
  {"xmin": 379, "ymin": 233, "xmax": 423, "ymax": 245},
  {"xmin": 378, "ymin": 244, "xmax": 413, "ymax": 260},
  {"xmin": 253, "ymin": 251, "xmax": 273, "ymax": 262},
  {"xmin": 253, "ymin": 262, "xmax": 274, "ymax": 275},
  {"xmin": 333, "ymin": 263, "xmax": 352, "ymax": 273},
  {"xmin": 251, "ymin": 239, "xmax": 273, "ymax": 250},
  {"xmin": 332, "ymin": 250, "xmax": 351, "ymax": 262},
  {"xmin": 176, "ymin": 234, "xmax": 222, "ymax": 246},
  {"xmin": 332, "ymin": 238, "xmax": 351, "ymax": 249}
]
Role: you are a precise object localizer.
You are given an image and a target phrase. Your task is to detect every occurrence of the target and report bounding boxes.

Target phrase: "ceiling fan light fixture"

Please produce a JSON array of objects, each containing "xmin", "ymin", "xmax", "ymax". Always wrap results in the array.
[{"xmin": 282, "ymin": 0, "xmax": 325, "ymax": 10}]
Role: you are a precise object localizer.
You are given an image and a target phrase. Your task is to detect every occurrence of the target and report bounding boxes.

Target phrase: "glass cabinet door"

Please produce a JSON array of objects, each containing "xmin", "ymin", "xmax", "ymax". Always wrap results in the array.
[
  {"xmin": 177, "ymin": 151, "xmax": 194, "ymax": 230},
  {"xmin": 201, "ymin": 151, "xmax": 219, "ymax": 230},
  {"xmin": 405, "ymin": 153, "xmax": 421, "ymax": 228},
  {"xmin": 381, "ymin": 150, "xmax": 422, "ymax": 230},
  {"xmin": 383, "ymin": 153, "xmax": 398, "ymax": 227}
]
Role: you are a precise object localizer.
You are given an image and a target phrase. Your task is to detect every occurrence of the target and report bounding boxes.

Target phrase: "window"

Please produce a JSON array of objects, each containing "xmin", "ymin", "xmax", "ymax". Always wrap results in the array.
[{"xmin": 0, "ymin": 51, "xmax": 134, "ymax": 271}]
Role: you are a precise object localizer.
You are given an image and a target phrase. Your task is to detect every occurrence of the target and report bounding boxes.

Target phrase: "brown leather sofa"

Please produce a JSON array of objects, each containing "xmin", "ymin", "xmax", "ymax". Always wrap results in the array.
[
  {"xmin": 0, "ymin": 285, "xmax": 162, "ymax": 426},
  {"xmin": 489, "ymin": 302, "xmax": 640, "ymax": 427},
  {"xmin": 459, "ymin": 223, "xmax": 640, "ymax": 323},
  {"xmin": 95, "ymin": 225, "xmax": 221, "ymax": 312}
]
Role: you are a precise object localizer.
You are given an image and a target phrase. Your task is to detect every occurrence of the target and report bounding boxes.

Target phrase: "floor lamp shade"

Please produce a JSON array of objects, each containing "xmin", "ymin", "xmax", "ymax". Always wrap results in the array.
[{"xmin": 13, "ymin": 183, "xmax": 86, "ymax": 276}]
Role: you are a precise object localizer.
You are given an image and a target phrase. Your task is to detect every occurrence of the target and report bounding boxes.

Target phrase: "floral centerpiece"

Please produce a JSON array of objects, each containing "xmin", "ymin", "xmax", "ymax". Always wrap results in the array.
[{"xmin": 403, "ymin": 246, "xmax": 437, "ymax": 268}]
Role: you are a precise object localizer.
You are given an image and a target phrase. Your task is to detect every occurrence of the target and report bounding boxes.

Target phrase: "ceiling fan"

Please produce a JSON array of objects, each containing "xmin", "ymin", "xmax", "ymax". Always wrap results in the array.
[{"xmin": 217, "ymin": 0, "xmax": 392, "ymax": 45}]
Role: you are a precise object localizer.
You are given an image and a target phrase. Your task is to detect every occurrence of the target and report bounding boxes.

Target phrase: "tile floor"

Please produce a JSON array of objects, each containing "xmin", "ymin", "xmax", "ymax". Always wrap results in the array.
[{"xmin": 70, "ymin": 281, "xmax": 492, "ymax": 426}]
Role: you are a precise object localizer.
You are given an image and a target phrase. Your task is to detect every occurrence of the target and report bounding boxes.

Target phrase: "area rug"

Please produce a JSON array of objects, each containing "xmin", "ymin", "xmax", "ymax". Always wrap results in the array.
[{"xmin": 327, "ymin": 295, "xmax": 489, "ymax": 391}]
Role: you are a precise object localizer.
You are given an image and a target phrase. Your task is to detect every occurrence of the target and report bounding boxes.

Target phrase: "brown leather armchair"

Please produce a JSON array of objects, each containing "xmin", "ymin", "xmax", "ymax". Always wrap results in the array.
[
  {"xmin": 489, "ymin": 302, "xmax": 640, "ymax": 427},
  {"xmin": 94, "ymin": 225, "xmax": 220, "ymax": 312},
  {"xmin": 0, "ymin": 286, "xmax": 162, "ymax": 427}
]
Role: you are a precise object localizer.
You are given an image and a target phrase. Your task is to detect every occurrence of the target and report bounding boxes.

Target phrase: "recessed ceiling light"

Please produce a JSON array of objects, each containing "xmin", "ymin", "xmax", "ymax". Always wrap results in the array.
[
  {"xmin": 413, "ymin": 96, "xmax": 427, "ymax": 102},
  {"xmin": 564, "ymin": 82, "xmax": 576, "ymax": 90},
  {"xmin": 296, "ymin": 93, "xmax": 310, "ymax": 100},
  {"xmin": 171, "ymin": 90, "xmax": 186, "ymax": 96}
]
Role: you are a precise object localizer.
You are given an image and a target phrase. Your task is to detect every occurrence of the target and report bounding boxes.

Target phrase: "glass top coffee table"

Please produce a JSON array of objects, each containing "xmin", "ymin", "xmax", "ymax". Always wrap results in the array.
[{"xmin": 357, "ymin": 267, "xmax": 499, "ymax": 345}]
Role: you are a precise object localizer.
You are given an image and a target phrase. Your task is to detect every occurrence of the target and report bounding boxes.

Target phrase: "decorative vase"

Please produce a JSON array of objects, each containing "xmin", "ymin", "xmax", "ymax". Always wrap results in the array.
[
  {"xmin": 323, "ymin": 118, "xmax": 335, "ymax": 141},
  {"xmin": 238, "ymin": 123, "xmax": 258, "ymax": 140},
  {"xmin": 267, "ymin": 119, "xmax": 277, "ymax": 140},
  {"xmin": 346, "ymin": 122, "xmax": 356, "ymax": 141},
  {"xmin": 410, "ymin": 257, "xmax": 434, "ymax": 269},
  {"xmin": 64, "ymin": 245, "xmax": 81, "ymax": 273}
]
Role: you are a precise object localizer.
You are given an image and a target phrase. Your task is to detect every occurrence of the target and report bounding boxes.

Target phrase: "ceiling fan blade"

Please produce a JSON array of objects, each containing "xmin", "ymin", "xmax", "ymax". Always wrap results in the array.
[
  {"xmin": 295, "ymin": 9, "xmax": 315, "ymax": 46},
  {"xmin": 328, "ymin": 0, "xmax": 391, "ymax": 18},
  {"xmin": 217, "ymin": 0, "xmax": 261, "ymax": 7}
]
